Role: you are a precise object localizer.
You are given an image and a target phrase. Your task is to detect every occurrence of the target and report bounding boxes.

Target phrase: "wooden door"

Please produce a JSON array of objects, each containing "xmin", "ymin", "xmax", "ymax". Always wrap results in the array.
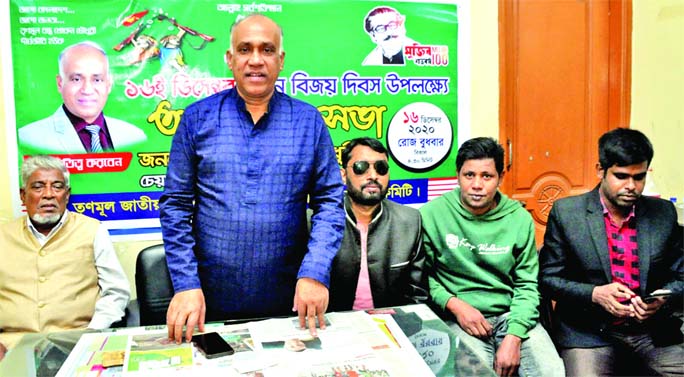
[{"xmin": 499, "ymin": 0, "xmax": 631, "ymax": 245}]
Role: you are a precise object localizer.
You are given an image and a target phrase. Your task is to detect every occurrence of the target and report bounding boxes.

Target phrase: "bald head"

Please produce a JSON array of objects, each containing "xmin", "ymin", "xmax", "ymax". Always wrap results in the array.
[
  {"xmin": 58, "ymin": 41, "xmax": 110, "ymax": 80},
  {"xmin": 229, "ymin": 13, "xmax": 284, "ymax": 54}
]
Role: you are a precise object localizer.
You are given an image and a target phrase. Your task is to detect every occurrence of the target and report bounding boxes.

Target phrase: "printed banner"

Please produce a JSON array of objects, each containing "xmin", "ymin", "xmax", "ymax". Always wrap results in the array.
[{"xmin": 8, "ymin": 0, "xmax": 459, "ymax": 237}]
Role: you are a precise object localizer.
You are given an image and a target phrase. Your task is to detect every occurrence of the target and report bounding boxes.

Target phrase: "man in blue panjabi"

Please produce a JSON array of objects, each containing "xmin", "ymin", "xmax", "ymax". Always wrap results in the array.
[{"xmin": 160, "ymin": 14, "xmax": 345, "ymax": 344}]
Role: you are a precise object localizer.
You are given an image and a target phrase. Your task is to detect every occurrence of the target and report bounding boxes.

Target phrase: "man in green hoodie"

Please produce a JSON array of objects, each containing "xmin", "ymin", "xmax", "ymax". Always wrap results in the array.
[{"xmin": 420, "ymin": 137, "xmax": 563, "ymax": 377}]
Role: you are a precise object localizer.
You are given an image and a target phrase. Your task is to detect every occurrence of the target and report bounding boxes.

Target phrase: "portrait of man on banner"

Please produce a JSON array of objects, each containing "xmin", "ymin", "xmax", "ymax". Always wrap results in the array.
[
  {"xmin": 18, "ymin": 41, "xmax": 147, "ymax": 154},
  {"xmin": 362, "ymin": 6, "xmax": 418, "ymax": 66}
]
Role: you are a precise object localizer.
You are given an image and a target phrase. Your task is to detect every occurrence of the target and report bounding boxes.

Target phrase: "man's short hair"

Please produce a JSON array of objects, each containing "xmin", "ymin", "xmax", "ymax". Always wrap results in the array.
[
  {"xmin": 229, "ymin": 13, "xmax": 285, "ymax": 54},
  {"xmin": 22, "ymin": 155, "xmax": 70, "ymax": 189},
  {"xmin": 364, "ymin": 6, "xmax": 400, "ymax": 33},
  {"xmin": 341, "ymin": 137, "xmax": 388, "ymax": 167},
  {"xmin": 455, "ymin": 137, "xmax": 505, "ymax": 175},
  {"xmin": 598, "ymin": 128, "xmax": 654, "ymax": 170},
  {"xmin": 58, "ymin": 40, "xmax": 109, "ymax": 79}
]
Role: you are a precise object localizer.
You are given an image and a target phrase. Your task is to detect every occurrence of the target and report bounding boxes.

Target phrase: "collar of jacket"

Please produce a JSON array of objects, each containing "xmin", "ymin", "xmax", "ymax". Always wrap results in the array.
[{"xmin": 343, "ymin": 193, "xmax": 384, "ymax": 227}]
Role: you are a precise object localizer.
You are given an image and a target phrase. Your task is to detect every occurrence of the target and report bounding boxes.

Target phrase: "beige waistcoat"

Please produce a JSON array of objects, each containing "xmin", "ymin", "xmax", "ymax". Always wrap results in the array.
[{"xmin": 0, "ymin": 212, "xmax": 100, "ymax": 348}]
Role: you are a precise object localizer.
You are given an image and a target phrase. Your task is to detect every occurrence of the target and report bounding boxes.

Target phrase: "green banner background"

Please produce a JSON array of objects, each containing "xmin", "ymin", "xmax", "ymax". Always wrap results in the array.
[{"xmin": 9, "ymin": 0, "xmax": 458, "ymax": 225}]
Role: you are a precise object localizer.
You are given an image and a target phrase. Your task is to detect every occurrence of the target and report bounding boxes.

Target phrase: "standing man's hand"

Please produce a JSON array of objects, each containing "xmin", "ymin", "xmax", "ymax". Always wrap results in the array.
[
  {"xmin": 446, "ymin": 297, "xmax": 493, "ymax": 338},
  {"xmin": 167, "ymin": 288, "xmax": 206, "ymax": 344},
  {"xmin": 591, "ymin": 282, "xmax": 635, "ymax": 318},
  {"xmin": 293, "ymin": 278, "xmax": 328, "ymax": 336},
  {"xmin": 0, "ymin": 342, "xmax": 7, "ymax": 362},
  {"xmin": 494, "ymin": 334, "xmax": 521, "ymax": 376}
]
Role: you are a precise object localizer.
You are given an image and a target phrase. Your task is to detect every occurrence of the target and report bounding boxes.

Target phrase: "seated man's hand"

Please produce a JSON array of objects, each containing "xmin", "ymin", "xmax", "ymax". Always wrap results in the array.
[
  {"xmin": 446, "ymin": 297, "xmax": 493, "ymax": 338},
  {"xmin": 0, "ymin": 342, "xmax": 7, "ymax": 362},
  {"xmin": 293, "ymin": 278, "xmax": 329, "ymax": 337},
  {"xmin": 592, "ymin": 282, "xmax": 635, "ymax": 318},
  {"xmin": 167, "ymin": 288, "xmax": 206, "ymax": 344},
  {"xmin": 630, "ymin": 295, "xmax": 667, "ymax": 322},
  {"xmin": 494, "ymin": 334, "xmax": 521, "ymax": 377}
]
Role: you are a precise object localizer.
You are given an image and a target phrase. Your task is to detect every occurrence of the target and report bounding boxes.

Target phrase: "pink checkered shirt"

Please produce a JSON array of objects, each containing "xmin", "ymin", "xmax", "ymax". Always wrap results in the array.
[{"xmin": 600, "ymin": 196, "xmax": 640, "ymax": 293}]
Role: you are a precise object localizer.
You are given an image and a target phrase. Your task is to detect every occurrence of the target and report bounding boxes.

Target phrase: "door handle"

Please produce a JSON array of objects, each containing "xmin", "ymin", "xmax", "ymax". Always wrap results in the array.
[{"xmin": 507, "ymin": 139, "xmax": 513, "ymax": 171}]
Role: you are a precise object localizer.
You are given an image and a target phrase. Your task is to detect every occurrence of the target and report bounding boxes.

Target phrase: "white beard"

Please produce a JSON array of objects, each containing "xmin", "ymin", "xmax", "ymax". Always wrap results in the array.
[{"xmin": 31, "ymin": 212, "xmax": 62, "ymax": 227}]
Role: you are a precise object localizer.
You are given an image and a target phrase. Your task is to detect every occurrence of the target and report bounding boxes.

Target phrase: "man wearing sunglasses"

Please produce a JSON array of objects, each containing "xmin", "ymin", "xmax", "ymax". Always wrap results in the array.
[
  {"xmin": 328, "ymin": 137, "xmax": 427, "ymax": 312},
  {"xmin": 420, "ymin": 137, "xmax": 563, "ymax": 377},
  {"xmin": 362, "ymin": 6, "xmax": 418, "ymax": 66}
]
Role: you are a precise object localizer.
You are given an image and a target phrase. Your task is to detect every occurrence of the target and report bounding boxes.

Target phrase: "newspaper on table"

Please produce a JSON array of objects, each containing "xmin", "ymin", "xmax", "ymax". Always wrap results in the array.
[{"xmin": 56, "ymin": 310, "xmax": 435, "ymax": 376}]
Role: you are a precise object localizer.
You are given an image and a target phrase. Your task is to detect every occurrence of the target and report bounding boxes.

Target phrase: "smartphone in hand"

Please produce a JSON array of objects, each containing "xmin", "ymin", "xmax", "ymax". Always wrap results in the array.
[
  {"xmin": 644, "ymin": 289, "xmax": 672, "ymax": 303},
  {"xmin": 192, "ymin": 332, "xmax": 235, "ymax": 359}
]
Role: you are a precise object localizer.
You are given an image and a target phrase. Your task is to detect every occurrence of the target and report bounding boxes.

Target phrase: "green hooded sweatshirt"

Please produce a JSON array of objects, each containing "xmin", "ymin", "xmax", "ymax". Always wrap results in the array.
[{"xmin": 420, "ymin": 188, "xmax": 540, "ymax": 339}]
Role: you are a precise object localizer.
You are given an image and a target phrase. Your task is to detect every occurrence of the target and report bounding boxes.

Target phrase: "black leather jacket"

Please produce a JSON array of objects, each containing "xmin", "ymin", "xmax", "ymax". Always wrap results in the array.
[{"xmin": 328, "ymin": 195, "xmax": 428, "ymax": 312}]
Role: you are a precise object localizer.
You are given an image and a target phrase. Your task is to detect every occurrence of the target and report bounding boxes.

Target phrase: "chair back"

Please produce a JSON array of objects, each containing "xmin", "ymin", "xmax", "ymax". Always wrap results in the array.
[{"xmin": 135, "ymin": 244, "xmax": 173, "ymax": 326}]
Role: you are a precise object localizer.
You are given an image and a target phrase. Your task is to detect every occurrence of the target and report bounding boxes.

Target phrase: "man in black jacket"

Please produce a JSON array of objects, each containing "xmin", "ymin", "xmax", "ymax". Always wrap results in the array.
[
  {"xmin": 540, "ymin": 128, "xmax": 683, "ymax": 375},
  {"xmin": 328, "ymin": 137, "xmax": 427, "ymax": 311}
]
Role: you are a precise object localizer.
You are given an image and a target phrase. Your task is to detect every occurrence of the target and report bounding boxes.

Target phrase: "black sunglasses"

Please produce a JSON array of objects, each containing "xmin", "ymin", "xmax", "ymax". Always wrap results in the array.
[{"xmin": 351, "ymin": 160, "xmax": 389, "ymax": 176}]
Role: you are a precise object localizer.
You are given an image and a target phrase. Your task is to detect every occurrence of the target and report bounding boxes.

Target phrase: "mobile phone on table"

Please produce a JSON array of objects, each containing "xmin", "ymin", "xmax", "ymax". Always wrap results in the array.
[
  {"xmin": 644, "ymin": 289, "xmax": 672, "ymax": 303},
  {"xmin": 192, "ymin": 332, "xmax": 234, "ymax": 359}
]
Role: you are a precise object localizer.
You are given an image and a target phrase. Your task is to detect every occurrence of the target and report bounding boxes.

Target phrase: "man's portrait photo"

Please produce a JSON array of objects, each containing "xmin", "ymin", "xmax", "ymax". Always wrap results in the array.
[
  {"xmin": 19, "ymin": 40, "xmax": 147, "ymax": 154},
  {"xmin": 362, "ymin": 6, "xmax": 417, "ymax": 66}
]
